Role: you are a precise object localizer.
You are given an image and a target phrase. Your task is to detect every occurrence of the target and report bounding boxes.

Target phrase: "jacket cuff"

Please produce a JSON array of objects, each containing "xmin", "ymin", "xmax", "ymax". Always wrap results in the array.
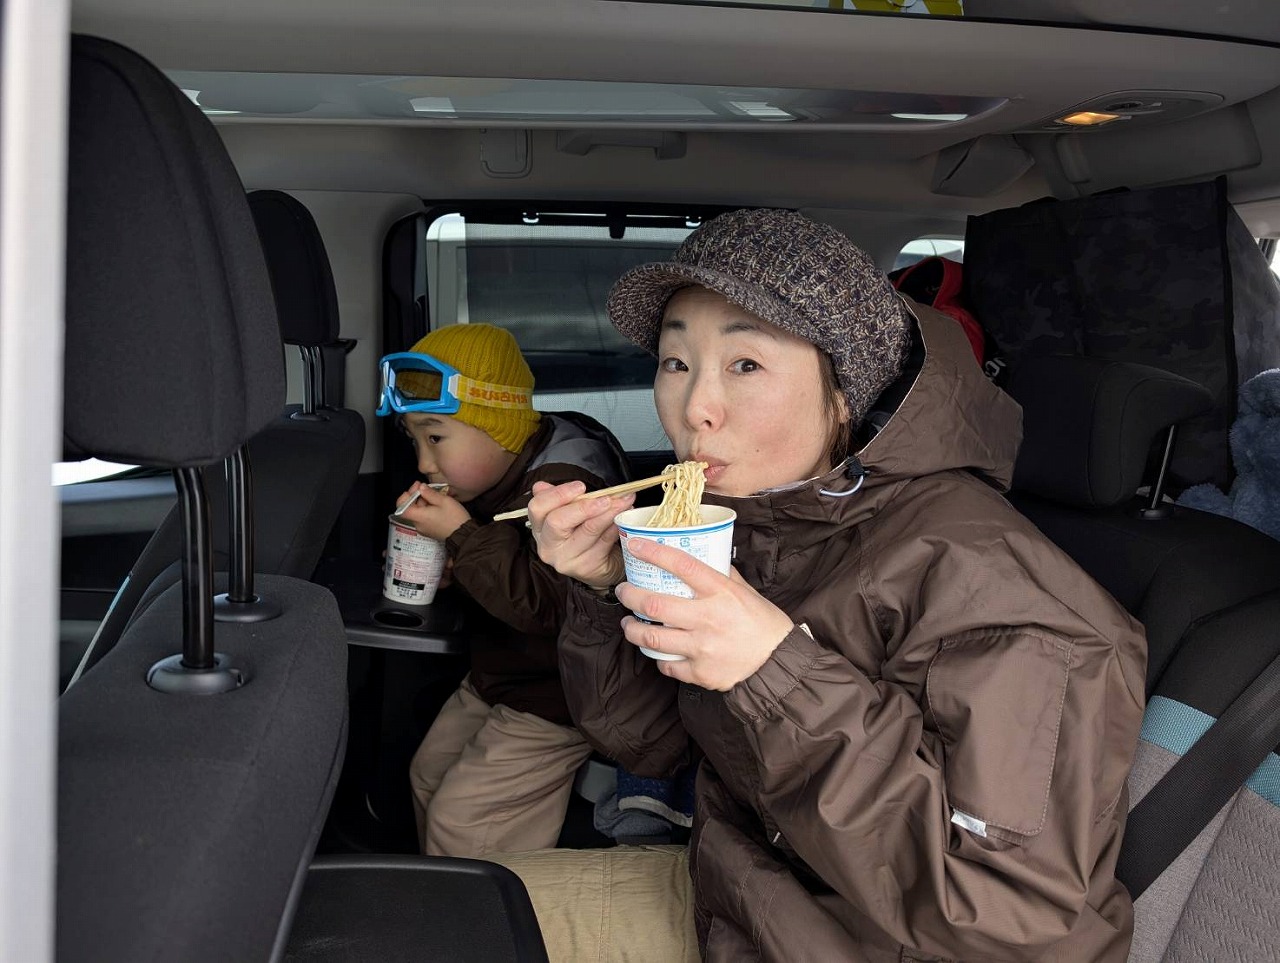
[
  {"xmin": 725, "ymin": 624, "xmax": 826, "ymax": 724},
  {"xmin": 445, "ymin": 518, "xmax": 482, "ymax": 557},
  {"xmin": 564, "ymin": 580, "xmax": 625, "ymax": 645}
]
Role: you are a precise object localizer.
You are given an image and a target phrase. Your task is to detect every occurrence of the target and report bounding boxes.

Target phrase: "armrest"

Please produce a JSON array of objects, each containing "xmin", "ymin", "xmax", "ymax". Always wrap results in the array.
[{"xmin": 285, "ymin": 855, "xmax": 548, "ymax": 963}]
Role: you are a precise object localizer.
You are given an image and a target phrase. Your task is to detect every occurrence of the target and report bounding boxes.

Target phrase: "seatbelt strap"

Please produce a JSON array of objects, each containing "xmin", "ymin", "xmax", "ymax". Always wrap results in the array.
[{"xmin": 1117, "ymin": 648, "xmax": 1280, "ymax": 899}]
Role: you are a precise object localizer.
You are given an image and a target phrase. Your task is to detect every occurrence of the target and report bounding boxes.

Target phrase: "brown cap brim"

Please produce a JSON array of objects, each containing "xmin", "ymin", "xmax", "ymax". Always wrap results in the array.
[{"xmin": 607, "ymin": 261, "xmax": 809, "ymax": 355}]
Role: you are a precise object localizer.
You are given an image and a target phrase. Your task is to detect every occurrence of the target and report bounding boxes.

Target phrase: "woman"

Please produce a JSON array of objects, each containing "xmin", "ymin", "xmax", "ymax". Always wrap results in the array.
[{"xmin": 514, "ymin": 209, "xmax": 1146, "ymax": 962}]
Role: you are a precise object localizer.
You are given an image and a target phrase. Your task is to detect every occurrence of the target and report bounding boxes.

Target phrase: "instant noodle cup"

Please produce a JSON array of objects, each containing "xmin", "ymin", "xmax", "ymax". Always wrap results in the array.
[
  {"xmin": 383, "ymin": 515, "xmax": 448, "ymax": 606},
  {"xmin": 613, "ymin": 504, "xmax": 737, "ymax": 661}
]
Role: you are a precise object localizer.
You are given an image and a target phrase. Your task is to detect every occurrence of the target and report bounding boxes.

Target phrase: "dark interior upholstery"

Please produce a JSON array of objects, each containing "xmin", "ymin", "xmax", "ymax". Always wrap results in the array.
[
  {"xmin": 58, "ymin": 577, "xmax": 348, "ymax": 963},
  {"xmin": 1156, "ymin": 589, "xmax": 1280, "ymax": 727},
  {"xmin": 64, "ymin": 37, "xmax": 282, "ymax": 467},
  {"xmin": 249, "ymin": 189, "xmax": 342, "ymax": 346},
  {"xmin": 285, "ymin": 856, "xmax": 550, "ymax": 963},
  {"xmin": 1006, "ymin": 355, "xmax": 1280, "ymax": 692},
  {"xmin": 69, "ymin": 191, "xmax": 366, "ymax": 681},
  {"xmin": 1009, "ymin": 355, "xmax": 1214, "ymax": 509},
  {"xmin": 58, "ymin": 34, "xmax": 349, "ymax": 963}
]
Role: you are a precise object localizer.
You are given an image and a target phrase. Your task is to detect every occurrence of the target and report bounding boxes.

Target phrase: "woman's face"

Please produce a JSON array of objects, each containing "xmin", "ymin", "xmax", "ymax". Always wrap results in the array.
[{"xmin": 655, "ymin": 286, "xmax": 846, "ymax": 497}]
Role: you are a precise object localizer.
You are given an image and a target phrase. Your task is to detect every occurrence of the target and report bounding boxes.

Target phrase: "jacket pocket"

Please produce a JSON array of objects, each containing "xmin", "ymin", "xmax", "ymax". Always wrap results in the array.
[{"xmin": 925, "ymin": 627, "xmax": 1073, "ymax": 838}]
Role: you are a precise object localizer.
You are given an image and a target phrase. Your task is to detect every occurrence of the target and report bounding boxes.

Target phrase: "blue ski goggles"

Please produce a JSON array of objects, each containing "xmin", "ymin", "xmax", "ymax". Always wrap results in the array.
[{"xmin": 376, "ymin": 352, "xmax": 533, "ymax": 417}]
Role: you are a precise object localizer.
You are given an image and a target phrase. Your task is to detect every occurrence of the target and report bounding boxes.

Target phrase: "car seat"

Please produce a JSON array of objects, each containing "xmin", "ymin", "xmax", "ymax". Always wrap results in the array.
[
  {"xmin": 64, "ymin": 189, "xmax": 365, "ymax": 685},
  {"xmin": 57, "ymin": 34, "xmax": 349, "ymax": 963},
  {"xmin": 1003, "ymin": 355, "xmax": 1280, "ymax": 961}
]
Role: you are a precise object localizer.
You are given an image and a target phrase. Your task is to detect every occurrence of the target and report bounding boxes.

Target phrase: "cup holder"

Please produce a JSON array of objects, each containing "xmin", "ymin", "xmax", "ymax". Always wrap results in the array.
[{"xmin": 372, "ymin": 608, "xmax": 427, "ymax": 630}]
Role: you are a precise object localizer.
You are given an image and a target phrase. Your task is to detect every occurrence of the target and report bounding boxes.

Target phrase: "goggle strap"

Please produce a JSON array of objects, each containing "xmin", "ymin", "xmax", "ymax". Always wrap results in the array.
[{"xmin": 449, "ymin": 373, "xmax": 533, "ymax": 411}]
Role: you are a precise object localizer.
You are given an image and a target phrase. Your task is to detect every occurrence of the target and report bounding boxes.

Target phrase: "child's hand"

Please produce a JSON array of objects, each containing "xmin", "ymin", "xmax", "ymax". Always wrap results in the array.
[
  {"xmin": 526, "ymin": 480, "xmax": 633, "ymax": 591},
  {"xmin": 395, "ymin": 482, "xmax": 470, "ymax": 541}
]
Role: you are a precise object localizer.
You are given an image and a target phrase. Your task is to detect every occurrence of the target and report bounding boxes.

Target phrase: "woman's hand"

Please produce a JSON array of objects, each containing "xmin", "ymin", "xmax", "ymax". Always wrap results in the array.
[
  {"xmin": 526, "ymin": 480, "xmax": 634, "ymax": 590},
  {"xmin": 396, "ymin": 482, "xmax": 470, "ymax": 541},
  {"xmin": 616, "ymin": 537, "xmax": 794, "ymax": 691}
]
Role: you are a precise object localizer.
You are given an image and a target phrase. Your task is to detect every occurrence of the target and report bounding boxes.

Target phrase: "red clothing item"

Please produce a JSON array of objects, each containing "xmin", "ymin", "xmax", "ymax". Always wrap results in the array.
[{"xmin": 892, "ymin": 256, "xmax": 987, "ymax": 364}]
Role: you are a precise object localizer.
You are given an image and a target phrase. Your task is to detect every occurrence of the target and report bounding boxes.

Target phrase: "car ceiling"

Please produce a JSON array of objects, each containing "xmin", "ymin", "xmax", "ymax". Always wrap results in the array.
[{"xmin": 70, "ymin": 0, "xmax": 1280, "ymax": 228}]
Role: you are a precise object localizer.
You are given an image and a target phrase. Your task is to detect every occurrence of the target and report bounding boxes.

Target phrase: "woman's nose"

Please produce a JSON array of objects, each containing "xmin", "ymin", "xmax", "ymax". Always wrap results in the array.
[{"xmin": 683, "ymin": 373, "xmax": 723, "ymax": 430}]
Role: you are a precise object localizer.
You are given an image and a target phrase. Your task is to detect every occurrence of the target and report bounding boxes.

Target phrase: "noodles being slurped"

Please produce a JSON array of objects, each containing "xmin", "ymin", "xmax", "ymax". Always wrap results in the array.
[{"xmin": 646, "ymin": 461, "xmax": 709, "ymax": 528}]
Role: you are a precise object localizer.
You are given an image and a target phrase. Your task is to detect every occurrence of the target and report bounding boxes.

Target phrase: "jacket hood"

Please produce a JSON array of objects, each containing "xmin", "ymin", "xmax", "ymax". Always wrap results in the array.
[{"xmin": 857, "ymin": 298, "xmax": 1021, "ymax": 491}]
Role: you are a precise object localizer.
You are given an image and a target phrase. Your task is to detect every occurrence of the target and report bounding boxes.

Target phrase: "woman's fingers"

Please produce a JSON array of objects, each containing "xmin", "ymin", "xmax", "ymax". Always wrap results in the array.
[
  {"xmin": 620, "ymin": 536, "xmax": 723, "ymax": 593},
  {"xmin": 621, "ymin": 614, "xmax": 691, "ymax": 657},
  {"xmin": 526, "ymin": 480, "xmax": 587, "ymax": 532},
  {"xmin": 614, "ymin": 538, "xmax": 794, "ymax": 691},
  {"xmin": 526, "ymin": 480, "xmax": 632, "ymax": 585}
]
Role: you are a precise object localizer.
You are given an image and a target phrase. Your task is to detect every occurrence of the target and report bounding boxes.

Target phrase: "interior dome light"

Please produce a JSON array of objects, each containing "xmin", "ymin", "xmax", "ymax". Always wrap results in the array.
[{"xmin": 1057, "ymin": 110, "xmax": 1122, "ymax": 127}]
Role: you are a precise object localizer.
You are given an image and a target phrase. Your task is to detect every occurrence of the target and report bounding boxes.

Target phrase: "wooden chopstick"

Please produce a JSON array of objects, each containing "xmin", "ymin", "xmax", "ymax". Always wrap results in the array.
[{"xmin": 492, "ymin": 472, "xmax": 674, "ymax": 522}]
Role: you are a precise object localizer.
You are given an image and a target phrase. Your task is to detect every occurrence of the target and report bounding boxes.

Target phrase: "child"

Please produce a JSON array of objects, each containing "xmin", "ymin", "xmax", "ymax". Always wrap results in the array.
[{"xmin": 377, "ymin": 323, "xmax": 630, "ymax": 857}]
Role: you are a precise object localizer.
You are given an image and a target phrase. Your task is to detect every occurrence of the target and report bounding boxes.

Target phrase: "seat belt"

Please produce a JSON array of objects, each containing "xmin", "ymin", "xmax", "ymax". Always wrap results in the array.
[{"xmin": 1117, "ymin": 647, "xmax": 1280, "ymax": 900}]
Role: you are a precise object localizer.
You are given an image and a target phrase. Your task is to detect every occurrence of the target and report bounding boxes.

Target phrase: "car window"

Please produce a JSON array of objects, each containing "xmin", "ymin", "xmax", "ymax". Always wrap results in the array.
[
  {"xmin": 52, "ymin": 459, "xmax": 137, "ymax": 486},
  {"xmin": 424, "ymin": 213, "xmax": 696, "ymax": 452},
  {"xmin": 894, "ymin": 236, "xmax": 965, "ymax": 271}
]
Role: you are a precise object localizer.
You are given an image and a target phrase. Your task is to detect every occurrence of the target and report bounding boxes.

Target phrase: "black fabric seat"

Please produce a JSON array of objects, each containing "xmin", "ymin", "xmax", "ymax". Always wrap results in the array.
[
  {"xmin": 1004, "ymin": 355, "xmax": 1280, "ymax": 960},
  {"xmin": 57, "ymin": 34, "xmax": 350, "ymax": 963},
  {"xmin": 1005, "ymin": 355, "xmax": 1280, "ymax": 694},
  {"xmin": 66, "ymin": 189, "xmax": 365, "ymax": 684}
]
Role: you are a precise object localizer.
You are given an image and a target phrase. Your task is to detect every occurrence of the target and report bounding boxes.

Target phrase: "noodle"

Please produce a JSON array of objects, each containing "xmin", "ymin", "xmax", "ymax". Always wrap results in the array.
[{"xmin": 647, "ymin": 461, "xmax": 708, "ymax": 528}]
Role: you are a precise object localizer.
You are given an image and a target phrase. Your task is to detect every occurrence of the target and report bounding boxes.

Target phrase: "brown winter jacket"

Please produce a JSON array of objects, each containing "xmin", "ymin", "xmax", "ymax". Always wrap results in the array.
[
  {"xmin": 559, "ymin": 304, "xmax": 1148, "ymax": 961},
  {"xmin": 447, "ymin": 411, "xmax": 628, "ymax": 725}
]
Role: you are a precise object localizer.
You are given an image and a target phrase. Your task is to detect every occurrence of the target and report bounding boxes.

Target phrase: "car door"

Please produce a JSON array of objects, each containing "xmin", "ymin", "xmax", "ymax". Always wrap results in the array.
[{"xmin": 0, "ymin": 0, "xmax": 70, "ymax": 961}]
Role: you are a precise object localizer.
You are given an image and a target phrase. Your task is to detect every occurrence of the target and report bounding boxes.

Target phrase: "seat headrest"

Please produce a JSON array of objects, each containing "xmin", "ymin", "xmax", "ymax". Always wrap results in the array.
[
  {"xmin": 247, "ymin": 191, "xmax": 341, "ymax": 347},
  {"xmin": 63, "ymin": 35, "xmax": 284, "ymax": 468},
  {"xmin": 1007, "ymin": 355, "xmax": 1214, "ymax": 508}
]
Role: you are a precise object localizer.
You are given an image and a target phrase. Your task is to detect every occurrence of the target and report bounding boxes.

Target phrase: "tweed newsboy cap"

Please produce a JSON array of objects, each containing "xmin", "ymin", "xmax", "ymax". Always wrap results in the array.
[{"xmin": 608, "ymin": 208, "xmax": 912, "ymax": 424}]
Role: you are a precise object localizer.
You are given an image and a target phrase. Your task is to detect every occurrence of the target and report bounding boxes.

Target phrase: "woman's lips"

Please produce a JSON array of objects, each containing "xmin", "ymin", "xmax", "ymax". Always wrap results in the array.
[{"xmin": 696, "ymin": 460, "xmax": 728, "ymax": 487}]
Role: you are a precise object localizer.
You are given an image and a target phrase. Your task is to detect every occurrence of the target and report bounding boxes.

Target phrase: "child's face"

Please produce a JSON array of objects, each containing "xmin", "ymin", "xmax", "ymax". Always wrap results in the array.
[{"xmin": 400, "ymin": 412, "xmax": 516, "ymax": 502}]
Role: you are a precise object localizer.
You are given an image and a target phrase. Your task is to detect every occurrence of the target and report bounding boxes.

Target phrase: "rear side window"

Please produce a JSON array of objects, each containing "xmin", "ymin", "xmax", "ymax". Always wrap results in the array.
[
  {"xmin": 1264, "ymin": 237, "xmax": 1279, "ymax": 279},
  {"xmin": 53, "ymin": 459, "xmax": 136, "ymax": 486},
  {"xmin": 425, "ymin": 213, "xmax": 698, "ymax": 451},
  {"xmin": 894, "ymin": 235, "xmax": 964, "ymax": 271}
]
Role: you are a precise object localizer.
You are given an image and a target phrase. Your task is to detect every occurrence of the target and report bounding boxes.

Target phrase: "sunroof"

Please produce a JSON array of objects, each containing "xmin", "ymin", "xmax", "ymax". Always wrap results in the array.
[{"xmin": 170, "ymin": 72, "xmax": 1001, "ymax": 128}]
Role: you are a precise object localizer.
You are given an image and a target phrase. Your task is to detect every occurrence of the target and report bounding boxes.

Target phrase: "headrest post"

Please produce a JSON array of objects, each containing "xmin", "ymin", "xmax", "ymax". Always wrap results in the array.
[
  {"xmin": 213, "ymin": 446, "xmax": 282, "ymax": 624},
  {"xmin": 1139, "ymin": 425, "xmax": 1178, "ymax": 521},
  {"xmin": 301, "ymin": 344, "xmax": 318, "ymax": 415},
  {"xmin": 147, "ymin": 468, "xmax": 246, "ymax": 693},
  {"xmin": 291, "ymin": 345, "xmax": 329, "ymax": 422},
  {"xmin": 315, "ymin": 344, "xmax": 329, "ymax": 409},
  {"xmin": 225, "ymin": 448, "xmax": 254, "ymax": 603},
  {"xmin": 178, "ymin": 466, "xmax": 214, "ymax": 667}
]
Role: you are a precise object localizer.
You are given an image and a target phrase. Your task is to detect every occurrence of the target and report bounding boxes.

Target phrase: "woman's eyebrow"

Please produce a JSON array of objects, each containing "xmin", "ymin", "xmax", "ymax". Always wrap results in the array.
[
  {"xmin": 722, "ymin": 317, "xmax": 780, "ymax": 338},
  {"xmin": 658, "ymin": 316, "xmax": 778, "ymax": 338}
]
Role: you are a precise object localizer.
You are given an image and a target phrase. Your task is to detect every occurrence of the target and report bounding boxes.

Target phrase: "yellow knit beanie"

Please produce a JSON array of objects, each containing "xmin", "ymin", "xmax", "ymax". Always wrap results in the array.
[{"xmin": 403, "ymin": 324, "xmax": 540, "ymax": 453}]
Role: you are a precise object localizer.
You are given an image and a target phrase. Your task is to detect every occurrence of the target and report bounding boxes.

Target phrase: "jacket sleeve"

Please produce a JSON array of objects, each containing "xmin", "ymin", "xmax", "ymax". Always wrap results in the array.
[
  {"xmin": 558, "ymin": 581, "xmax": 693, "ymax": 778},
  {"xmin": 447, "ymin": 464, "xmax": 602, "ymax": 636},
  {"xmin": 723, "ymin": 609, "xmax": 1143, "ymax": 960}
]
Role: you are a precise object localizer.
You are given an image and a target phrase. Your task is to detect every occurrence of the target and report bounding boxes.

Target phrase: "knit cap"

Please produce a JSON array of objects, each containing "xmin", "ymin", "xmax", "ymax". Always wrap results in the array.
[
  {"xmin": 607, "ymin": 208, "xmax": 912, "ymax": 426},
  {"xmin": 402, "ymin": 324, "xmax": 540, "ymax": 453}
]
